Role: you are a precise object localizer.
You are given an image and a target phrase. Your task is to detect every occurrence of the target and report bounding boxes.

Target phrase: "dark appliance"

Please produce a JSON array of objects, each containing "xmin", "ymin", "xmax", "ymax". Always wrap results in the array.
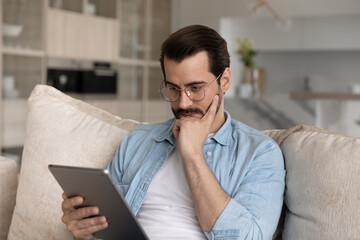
[
  {"xmin": 81, "ymin": 68, "xmax": 117, "ymax": 94},
  {"xmin": 47, "ymin": 63, "xmax": 117, "ymax": 94},
  {"xmin": 47, "ymin": 69, "xmax": 82, "ymax": 93}
]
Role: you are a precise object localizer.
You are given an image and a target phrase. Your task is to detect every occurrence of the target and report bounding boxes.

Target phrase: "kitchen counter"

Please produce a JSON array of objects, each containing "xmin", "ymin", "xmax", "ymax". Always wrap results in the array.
[
  {"xmin": 290, "ymin": 91, "xmax": 360, "ymax": 101},
  {"xmin": 290, "ymin": 91, "xmax": 360, "ymax": 137}
]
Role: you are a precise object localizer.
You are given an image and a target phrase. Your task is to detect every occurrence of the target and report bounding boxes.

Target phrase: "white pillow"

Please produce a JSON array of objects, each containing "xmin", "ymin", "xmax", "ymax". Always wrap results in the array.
[
  {"xmin": 0, "ymin": 157, "xmax": 18, "ymax": 239},
  {"xmin": 281, "ymin": 131, "xmax": 360, "ymax": 240},
  {"xmin": 8, "ymin": 85, "xmax": 142, "ymax": 239}
]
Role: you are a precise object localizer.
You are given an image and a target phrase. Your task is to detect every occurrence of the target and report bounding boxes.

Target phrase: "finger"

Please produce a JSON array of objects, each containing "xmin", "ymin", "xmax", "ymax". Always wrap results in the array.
[
  {"xmin": 172, "ymin": 119, "xmax": 180, "ymax": 139},
  {"xmin": 68, "ymin": 216, "xmax": 107, "ymax": 231},
  {"xmin": 202, "ymin": 94, "xmax": 219, "ymax": 122},
  {"xmin": 71, "ymin": 206, "xmax": 99, "ymax": 221},
  {"xmin": 62, "ymin": 206, "xmax": 99, "ymax": 224},
  {"xmin": 62, "ymin": 192, "xmax": 68, "ymax": 200},
  {"xmin": 72, "ymin": 222, "xmax": 108, "ymax": 239},
  {"xmin": 62, "ymin": 196, "xmax": 83, "ymax": 212}
]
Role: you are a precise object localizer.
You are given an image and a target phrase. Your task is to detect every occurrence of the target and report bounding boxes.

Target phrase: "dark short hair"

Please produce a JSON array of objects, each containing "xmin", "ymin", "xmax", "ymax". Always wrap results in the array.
[{"xmin": 160, "ymin": 25, "xmax": 230, "ymax": 84}]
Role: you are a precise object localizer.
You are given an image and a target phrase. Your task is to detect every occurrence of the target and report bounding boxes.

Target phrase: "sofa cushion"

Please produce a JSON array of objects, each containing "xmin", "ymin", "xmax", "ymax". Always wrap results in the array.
[
  {"xmin": 8, "ymin": 85, "xmax": 142, "ymax": 239},
  {"xmin": 281, "ymin": 130, "xmax": 360, "ymax": 240},
  {"xmin": 0, "ymin": 157, "xmax": 18, "ymax": 239}
]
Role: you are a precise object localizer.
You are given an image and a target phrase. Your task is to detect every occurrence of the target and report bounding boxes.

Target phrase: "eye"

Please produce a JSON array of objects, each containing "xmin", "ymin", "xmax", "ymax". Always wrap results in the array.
[
  {"xmin": 190, "ymin": 85, "xmax": 203, "ymax": 92},
  {"xmin": 167, "ymin": 85, "xmax": 180, "ymax": 92}
]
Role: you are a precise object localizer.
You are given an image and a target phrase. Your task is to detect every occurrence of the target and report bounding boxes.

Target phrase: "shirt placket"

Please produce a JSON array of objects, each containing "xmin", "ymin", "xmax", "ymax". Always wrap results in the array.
[{"xmin": 203, "ymin": 138, "xmax": 215, "ymax": 168}]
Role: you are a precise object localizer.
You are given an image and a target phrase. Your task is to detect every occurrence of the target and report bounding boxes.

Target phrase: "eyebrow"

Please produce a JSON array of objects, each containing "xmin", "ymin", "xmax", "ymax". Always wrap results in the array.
[{"xmin": 165, "ymin": 80, "xmax": 207, "ymax": 88}]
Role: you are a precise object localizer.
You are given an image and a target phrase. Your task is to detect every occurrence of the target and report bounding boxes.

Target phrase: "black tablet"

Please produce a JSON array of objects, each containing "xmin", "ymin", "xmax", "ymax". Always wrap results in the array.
[{"xmin": 48, "ymin": 164, "xmax": 149, "ymax": 240}]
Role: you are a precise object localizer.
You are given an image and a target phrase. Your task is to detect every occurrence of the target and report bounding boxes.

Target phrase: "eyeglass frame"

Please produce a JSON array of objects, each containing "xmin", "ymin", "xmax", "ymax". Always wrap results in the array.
[{"xmin": 159, "ymin": 73, "xmax": 222, "ymax": 102}]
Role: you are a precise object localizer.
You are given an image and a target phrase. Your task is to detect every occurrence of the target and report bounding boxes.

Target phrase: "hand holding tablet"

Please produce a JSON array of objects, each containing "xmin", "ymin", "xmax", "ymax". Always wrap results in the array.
[
  {"xmin": 49, "ymin": 164, "xmax": 149, "ymax": 240},
  {"xmin": 61, "ymin": 193, "xmax": 108, "ymax": 239}
]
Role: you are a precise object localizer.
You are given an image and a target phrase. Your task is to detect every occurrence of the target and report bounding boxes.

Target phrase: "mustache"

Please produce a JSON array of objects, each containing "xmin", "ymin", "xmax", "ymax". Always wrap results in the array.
[{"xmin": 173, "ymin": 108, "xmax": 205, "ymax": 118}]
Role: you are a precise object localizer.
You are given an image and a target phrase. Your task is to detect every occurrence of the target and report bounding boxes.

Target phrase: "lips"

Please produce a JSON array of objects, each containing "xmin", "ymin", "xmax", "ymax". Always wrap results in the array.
[{"xmin": 180, "ymin": 112, "xmax": 200, "ymax": 118}]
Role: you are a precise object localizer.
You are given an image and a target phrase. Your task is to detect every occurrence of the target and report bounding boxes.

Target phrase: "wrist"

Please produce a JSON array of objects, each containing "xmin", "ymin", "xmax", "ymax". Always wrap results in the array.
[{"xmin": 181, "ymin": 151, "xmax": 204, "ymax": 166}]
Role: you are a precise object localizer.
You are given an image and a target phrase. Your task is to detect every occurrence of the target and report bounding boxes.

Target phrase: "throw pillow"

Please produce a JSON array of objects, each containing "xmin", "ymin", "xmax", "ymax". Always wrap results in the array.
[
  {"xmin": 7, "ymin": 85, "xmax": 142, "ymax": 239},
  {"xmin": 281, "ymin": 131, "xmax": 360, "ymax": 240}
]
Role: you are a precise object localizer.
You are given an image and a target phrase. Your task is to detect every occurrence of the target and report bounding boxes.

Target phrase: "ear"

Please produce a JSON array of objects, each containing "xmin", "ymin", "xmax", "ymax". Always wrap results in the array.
[{"xmin": 220, "ymin": 67, "xmax": 231, "ymax": 94}]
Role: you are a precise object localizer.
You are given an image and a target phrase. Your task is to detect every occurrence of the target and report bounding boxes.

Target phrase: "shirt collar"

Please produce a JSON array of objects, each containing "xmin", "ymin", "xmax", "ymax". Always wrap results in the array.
[
  {"xmin": 154, "ymin": 111, "xmax": 232, "ymax": 146},
  {"xmin": 153, "ymin": 118, "xmax": 176, "ymax": 145},
  {"xmin": 210, "ymin": 111, "xmax": 231, "ymax": 146}
]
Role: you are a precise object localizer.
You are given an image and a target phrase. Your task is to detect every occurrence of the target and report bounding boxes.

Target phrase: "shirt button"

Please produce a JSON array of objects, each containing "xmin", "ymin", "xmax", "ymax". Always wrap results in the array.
[{"xmin": 206, "ymin": 151, "xmax": 212, "ymax": 156}]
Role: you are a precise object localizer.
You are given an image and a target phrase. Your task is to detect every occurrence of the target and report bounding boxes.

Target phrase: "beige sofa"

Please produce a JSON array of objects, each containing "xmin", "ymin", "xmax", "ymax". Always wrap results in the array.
[{"xmin": 1, "ymin": 85, "xmax": 359, "ymax": 240}]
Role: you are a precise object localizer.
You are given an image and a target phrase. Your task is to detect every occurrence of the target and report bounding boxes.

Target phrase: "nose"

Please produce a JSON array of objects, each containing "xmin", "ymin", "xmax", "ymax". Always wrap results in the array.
[{"xmin": 178, "ymin": 89, "xmax": 193, "ymax": 109}]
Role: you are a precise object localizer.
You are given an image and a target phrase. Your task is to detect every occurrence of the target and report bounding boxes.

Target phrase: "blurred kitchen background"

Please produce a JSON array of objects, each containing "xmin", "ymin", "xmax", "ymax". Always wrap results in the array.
[{"xmin": 1, "ymin": 0, "xmax": 360, "ymax": 164}]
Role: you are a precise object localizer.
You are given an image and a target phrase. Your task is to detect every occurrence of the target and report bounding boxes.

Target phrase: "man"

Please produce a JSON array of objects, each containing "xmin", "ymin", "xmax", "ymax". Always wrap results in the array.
[{"xmin": 61, "ymin": 25, "xmax": 285, "ymax": 240}]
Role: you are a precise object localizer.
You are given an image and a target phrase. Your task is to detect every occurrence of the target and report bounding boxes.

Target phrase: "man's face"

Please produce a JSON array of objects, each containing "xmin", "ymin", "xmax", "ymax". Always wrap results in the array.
[{"xmin": 163, "ymin": 51, "xmax": 222, "ymax": 119}]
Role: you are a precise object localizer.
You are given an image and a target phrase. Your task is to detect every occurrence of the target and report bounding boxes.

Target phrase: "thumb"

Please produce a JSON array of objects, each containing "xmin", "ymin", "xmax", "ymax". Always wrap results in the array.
[{"xmin": 172, "ymin": 120, "xmax": 180, "ymax": 139}]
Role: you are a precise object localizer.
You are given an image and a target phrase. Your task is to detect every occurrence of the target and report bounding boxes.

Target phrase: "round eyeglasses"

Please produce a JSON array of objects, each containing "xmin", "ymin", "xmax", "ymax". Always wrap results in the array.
[{"xmin": 159, "ymin": 74, "xmax": 222, "ymax": 102}]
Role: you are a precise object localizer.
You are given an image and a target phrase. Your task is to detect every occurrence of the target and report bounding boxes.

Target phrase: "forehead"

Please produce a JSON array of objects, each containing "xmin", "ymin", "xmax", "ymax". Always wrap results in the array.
[{"xmin": 164, "ymin": 51, "xmax": 213, "ymax": 84}]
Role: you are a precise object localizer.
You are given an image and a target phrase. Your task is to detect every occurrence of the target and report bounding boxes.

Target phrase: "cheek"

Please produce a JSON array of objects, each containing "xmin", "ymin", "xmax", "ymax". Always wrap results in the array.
[
  {"xmin": 170, "ymin": 101, "xmax": 178, "ymax": 109},
  {"xmin": 201, "ymin": 94, "xmax": 215, "ymax": 108}
]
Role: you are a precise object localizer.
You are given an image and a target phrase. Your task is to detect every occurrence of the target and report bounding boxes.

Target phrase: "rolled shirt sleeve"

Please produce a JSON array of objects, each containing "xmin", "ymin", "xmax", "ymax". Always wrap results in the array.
[{"xmin": 205, "ymin": 144, "xmax": 286, "ymax": 240}]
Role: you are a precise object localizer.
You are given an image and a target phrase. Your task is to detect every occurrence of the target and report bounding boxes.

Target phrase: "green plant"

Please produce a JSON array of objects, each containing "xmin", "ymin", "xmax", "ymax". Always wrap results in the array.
[{"xmin": 237, "ymin": 38, "xmax": 257, "ymax": 69}]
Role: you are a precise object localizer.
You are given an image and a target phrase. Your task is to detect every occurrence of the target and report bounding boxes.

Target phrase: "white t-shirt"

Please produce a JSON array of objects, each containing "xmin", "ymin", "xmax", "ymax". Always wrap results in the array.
[{"xmin": 137, "ymin": 145, "xmax": 206, "ymax": 239}]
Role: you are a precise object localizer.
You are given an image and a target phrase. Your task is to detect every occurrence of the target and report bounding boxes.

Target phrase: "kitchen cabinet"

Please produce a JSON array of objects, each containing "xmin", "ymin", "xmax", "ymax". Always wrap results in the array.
[
  {"xmin": 2, "ymin": 99, "xmax": 27, "ymax": 148},
  {"xmin": 118, "ymin": 0, "xmax": 172, "ymax": 121},
  {"xmin": 1, "ymin": 0, "xmax": 172, "ymax": 152},
  {"xmin": 50, "ymin": 0, "xmax": 117, "ymax": 19},
  {"xmin": 47, "ymin": 9, "xmax": 118, "ymax": 61},
  {"xmin": 50, "ymin": 0, "xmax": 83, "ymax": 13},
  {"xmin": 87, "ymin": 0, "xmax": 117, "ymax": 19},
  {"xmin": 119, "ymin": 0, "xmax": 146, "ymax": 60},
  {"xmin": 1, "ymin": 0, "xmax": 46, "ymax": 151},
  {"xmin": 2, "ymin": 0, "xmax": 44, "ymax": 51},
  {"xmin": 150, "ymin": 0, "xmax": 171, "ymax": 61}
]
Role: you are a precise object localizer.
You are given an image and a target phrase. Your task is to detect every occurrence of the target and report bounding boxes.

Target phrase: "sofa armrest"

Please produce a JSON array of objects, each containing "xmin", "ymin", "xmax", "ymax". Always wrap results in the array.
[{"xmin": 0, "ymin": 156, "xmax": 18, "ymax": 239}]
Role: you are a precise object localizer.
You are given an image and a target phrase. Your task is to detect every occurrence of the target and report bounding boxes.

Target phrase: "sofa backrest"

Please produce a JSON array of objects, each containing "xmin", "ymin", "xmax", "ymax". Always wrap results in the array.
[
  {"xmin": 0, "ymin": 156, "xmax": 18, "ymax": 240},
  {"xmin": 265, "ymin": 126, "xmax": 360, "ymax": 240},
  {"xmin": 4, "ymin": 85, "xmax": 360, "ymax": 240}
]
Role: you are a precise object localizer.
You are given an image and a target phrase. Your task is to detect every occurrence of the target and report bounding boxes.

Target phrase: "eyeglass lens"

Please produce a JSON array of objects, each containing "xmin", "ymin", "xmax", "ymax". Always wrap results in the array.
[
  {"xmin": 160, "ymin": 73, "xmax": 221, "ymax": 102},
  {"xmin": 160, "ymin": 85, "xmax": 206, "ymax": 102}
]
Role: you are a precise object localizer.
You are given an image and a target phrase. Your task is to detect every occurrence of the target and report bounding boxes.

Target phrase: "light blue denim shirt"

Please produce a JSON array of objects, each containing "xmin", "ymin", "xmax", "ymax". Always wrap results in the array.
[{"xmin": 107, "ymin": 112, "xmax": 285, "ymax": 240}]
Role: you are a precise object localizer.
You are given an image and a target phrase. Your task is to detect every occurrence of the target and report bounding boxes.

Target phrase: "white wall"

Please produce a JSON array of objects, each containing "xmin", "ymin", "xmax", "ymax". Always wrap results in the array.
[
  {"xmin": 173, "ymin": 0, "xmax": 360, "ymax": 97},
  {"xmin": 222, "ymin": 14, "xmax": 360, "ymax": 97},
  {"xmin": 257, "ymin": 52, "xmax": 360, "ymax": 95},
  {"xmin": 172, "ymin": 0, "xmax": 360, "ymax": 130},
  {"xmin": 173, "ymin": 0, "xmax": 360, "ymax": 31}
]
